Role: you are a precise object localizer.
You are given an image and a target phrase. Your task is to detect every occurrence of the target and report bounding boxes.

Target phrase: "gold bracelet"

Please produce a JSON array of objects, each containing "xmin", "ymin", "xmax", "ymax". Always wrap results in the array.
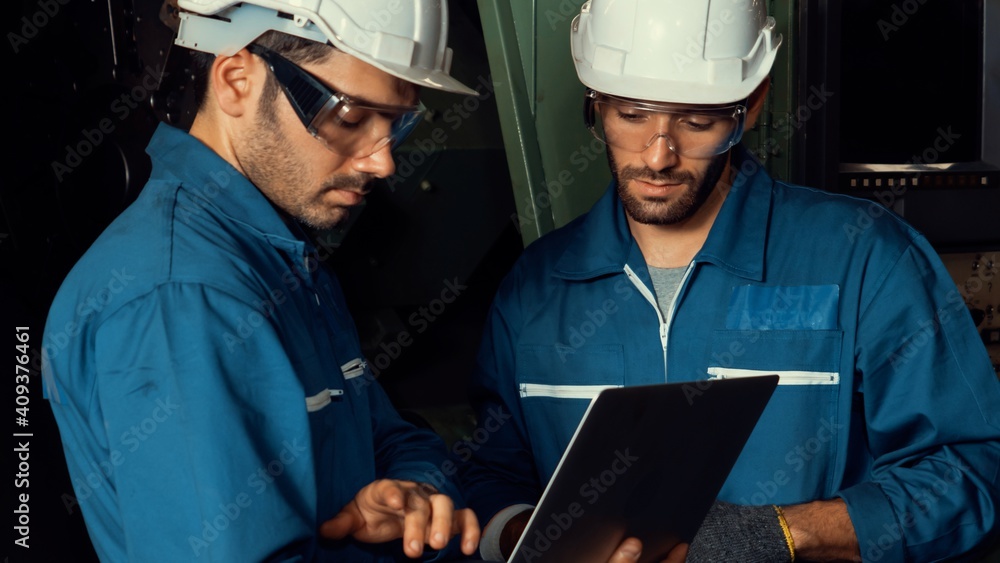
[{"xmin": 774, "ymin": 505, "xmax": 796, "ymax": 562}]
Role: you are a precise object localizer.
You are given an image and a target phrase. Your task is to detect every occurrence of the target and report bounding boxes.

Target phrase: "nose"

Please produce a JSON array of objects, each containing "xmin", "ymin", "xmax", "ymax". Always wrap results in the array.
[
  {"xmin": 353, "ymin": 142, "xmax": 396, "ymax": 179},
  {"xmin": 641, "ymin": 134, "xmax": 680, "ymax": 172}
]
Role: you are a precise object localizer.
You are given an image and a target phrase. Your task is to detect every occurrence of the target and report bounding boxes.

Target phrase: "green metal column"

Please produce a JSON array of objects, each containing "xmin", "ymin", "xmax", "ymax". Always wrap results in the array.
[
  {"xmin": 477, "ymin": 0, "xmax": 607, "ymax": 247},
  {"xmin": 477, "ymin": 0, "xmax": 554, "ymax": 246}
]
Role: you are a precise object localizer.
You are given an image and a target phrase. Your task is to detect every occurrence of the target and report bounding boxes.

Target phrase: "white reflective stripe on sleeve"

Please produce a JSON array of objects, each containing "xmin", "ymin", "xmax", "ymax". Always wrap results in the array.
[
  {"xmin": 305, "ymin": 388, "xmax": 345, "ymax": 412},
  {"xmin": 479, "ymin": 504, "xmax": 536, "ymax": 562},
  {"xmin": 707, "ymin": 367, "xmax": 839, "ymax": 385},
  {"xmin": 518, "ymin": 383, "xmax": 623, "ymax": 399},
  {"xmin": 340, "ymin": 358, "xmax": 366, "ymax": 380}
]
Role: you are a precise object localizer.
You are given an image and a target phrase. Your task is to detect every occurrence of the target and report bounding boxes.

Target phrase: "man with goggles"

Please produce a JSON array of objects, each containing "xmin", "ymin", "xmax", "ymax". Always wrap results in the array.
[
  {"xmin": 246, "ymin": 43, "xmax": 425, "ymax": 160},
  {"xmin": 461, "ymin": 0, "xmax": 1000, "ymax": 562},
  {"xmin": 43, "ymin": 1, "xmax": 485, "ymax": 561},
  {"xmin": 584, "ymin": 91, "xmax": 748, "ymax": 159}
]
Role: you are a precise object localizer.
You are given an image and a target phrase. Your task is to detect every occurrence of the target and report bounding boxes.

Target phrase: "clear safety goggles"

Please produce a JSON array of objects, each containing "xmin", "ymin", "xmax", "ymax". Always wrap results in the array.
[
  {"xmin": 584, "ymin": 90, "xmax": 747, "ymax": 158},
  {"xmin": 248, "ymin": 44, "xmax": 424, "ymax": 158}
]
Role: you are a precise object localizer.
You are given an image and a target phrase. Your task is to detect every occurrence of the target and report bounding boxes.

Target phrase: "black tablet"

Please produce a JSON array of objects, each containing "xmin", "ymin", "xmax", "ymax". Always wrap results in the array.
[{"xmin": 508, "ymin": 375, "xmax": 779, "ymax": 563}]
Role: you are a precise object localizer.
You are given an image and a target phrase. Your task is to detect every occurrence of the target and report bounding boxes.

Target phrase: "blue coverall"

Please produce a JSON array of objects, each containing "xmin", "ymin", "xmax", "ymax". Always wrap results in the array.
[
  {"xmin": 461, "ymin": 146, "xmax": 1000, "ymax": 562},
  {"xmin": 43, "ymin": 124, "xmax": 461, "ymax": 562}
]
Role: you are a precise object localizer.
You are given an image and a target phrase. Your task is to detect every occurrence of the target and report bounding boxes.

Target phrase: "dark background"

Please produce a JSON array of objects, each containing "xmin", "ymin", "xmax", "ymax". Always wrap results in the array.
[{"xmin": 3, "ymin": 1, "xmax": 519, "ymax": 560}]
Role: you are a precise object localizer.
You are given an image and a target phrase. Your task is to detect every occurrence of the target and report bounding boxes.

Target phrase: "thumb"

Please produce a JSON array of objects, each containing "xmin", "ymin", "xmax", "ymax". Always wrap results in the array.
[
  {"xmin": 320, "ymin": 501, "xmax": 365, "ymax": 540},
  {"xmin": 662, "ymin": 542, "xmax": 689, "ymax": 563}
]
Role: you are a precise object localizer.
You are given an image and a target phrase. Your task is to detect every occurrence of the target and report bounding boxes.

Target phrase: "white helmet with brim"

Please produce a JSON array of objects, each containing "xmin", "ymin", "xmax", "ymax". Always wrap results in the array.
[
  {"xmin": 175, "ymin": 0, "xmax": 476, "ymax": 95},
  {"xmin": 571, "ymin": 0, "xmax": 782, "ymax": 105}
]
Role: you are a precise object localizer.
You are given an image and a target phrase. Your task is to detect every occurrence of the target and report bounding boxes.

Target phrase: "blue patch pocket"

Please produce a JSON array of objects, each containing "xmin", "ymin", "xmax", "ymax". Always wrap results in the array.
[{"xmin": 726, "ymin": 285, "xmax": 840, "ymax": 330}]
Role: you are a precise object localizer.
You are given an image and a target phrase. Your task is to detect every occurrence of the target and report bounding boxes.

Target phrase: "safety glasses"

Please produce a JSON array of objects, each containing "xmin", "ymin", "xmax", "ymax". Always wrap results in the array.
[
  {"xmin": 248, "ymin": 43, "xmax": 424, "ymax": 158},
  {"xmin": 584, "ymin": 90, "xmax": 747, "ymax": 158}
]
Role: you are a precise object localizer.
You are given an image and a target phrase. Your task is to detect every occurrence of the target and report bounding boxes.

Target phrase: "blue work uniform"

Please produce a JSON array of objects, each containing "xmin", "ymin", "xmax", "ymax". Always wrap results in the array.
[
  {"xmin": 43, "ymin": 124, "xmax": 461, "ymax": 562},
  {"xmin": 460, "ymin": 146, "xmax": 1000, "ymax": 562}
]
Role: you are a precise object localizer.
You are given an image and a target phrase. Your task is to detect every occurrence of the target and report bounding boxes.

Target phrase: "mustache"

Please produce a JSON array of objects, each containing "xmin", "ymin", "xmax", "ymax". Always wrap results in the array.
[
  {"xmin": 618, "ymin": 165, "xmax": 693, "ymax": 185},
  {"xmin": 321, "ymin": 173, "xmax": 375, "ymax": 194}
]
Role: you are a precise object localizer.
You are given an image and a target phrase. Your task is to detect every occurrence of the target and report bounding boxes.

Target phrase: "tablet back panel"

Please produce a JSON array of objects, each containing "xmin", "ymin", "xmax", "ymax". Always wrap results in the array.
[{"xmin": 509, "ymin": 375, "xmax": 778, "ymax": 563}]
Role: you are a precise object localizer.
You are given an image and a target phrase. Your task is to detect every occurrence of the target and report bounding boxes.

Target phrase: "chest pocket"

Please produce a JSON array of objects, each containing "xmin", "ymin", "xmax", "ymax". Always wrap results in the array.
[
  {"xmin": 709, "ymin": 327, "xmax": 846, "ymax": 502},
  {"xmin": 516, "ymin": 344, "xmax": 624, "ymax": 482},
  {"xmin": 709, "ymin": 284, "xmax": 846, "ymax": 501}
]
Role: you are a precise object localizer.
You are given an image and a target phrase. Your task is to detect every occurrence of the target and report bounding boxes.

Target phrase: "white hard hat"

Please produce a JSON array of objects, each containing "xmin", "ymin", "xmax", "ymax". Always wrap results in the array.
[
  {"xmin": 571, "ymin": 0, "xmax": 782, "ymax": 104},
  {"xmin": 175, "ymin": 0, "xmax": 476, "ymax": 95}
]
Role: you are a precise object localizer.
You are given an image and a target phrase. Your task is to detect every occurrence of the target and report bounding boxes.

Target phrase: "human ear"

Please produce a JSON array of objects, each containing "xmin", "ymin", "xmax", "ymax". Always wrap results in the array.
[{"xmin": 207, "ymin": 48, "xmax": 263, "ymax": 119}]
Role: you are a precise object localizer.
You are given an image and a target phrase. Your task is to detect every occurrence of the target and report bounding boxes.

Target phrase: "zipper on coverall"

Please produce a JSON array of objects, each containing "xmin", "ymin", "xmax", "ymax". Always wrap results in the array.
[{"xmin": 623, "ymin": 263, "xmax": 694, "ymax": 381}]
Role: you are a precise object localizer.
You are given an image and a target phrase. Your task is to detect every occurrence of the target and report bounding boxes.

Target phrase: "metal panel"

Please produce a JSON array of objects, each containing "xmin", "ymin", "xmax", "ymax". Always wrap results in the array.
[
  {"xmin": 533, "ymin": 0, "xmax": 610, "ymax": 228},
  {"xmin": 478, "ymin": 0, "xmax": 554, "ymax": 245}
]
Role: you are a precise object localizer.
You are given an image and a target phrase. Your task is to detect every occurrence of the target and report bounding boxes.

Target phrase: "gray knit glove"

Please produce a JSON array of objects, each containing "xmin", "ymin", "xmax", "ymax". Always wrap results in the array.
[{"xmin": 686, "ymin": 501, "xmax": 794, "ymax": 562}]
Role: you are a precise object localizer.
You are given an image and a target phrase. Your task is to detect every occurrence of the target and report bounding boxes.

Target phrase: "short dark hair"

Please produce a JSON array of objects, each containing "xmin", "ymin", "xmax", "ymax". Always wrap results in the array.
[{"xmin": 190, "ymin": 29, "xmax": 334, "ymax": 111}]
